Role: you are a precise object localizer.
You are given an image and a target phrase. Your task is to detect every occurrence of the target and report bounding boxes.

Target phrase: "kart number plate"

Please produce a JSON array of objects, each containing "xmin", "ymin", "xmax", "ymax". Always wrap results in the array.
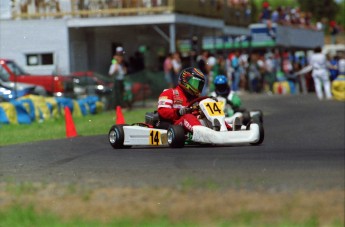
[
  {"xmin": 149, "ymin": 130, "xmax": 161, "ymax": 145},
  {"xmin": 204, "ymin": 102, "xmax": 224, "ymax": 116}
]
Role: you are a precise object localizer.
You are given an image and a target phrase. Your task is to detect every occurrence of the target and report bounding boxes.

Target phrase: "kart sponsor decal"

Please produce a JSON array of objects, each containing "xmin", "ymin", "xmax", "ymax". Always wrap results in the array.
[
  {"xmin": 183, "ymin": 120, "xmax": 193, "ymax": 131},
  {"xmin": 158, "ymin": 97, "xmax": 172, "ymax": 106},
  {"xmin": 159, "ymin": 96, "xmax": 169, "ymax": 100},
  {"xmin": 204, "ymin": 102, "xmax": 224, "ymax": 116},
  {"xmin": 149, "ymin": 130, "xmax": 161, "ymax": 145},
  {"xmin": 158, "ymin": 100, "xmax": 167, "ymax": 105}
]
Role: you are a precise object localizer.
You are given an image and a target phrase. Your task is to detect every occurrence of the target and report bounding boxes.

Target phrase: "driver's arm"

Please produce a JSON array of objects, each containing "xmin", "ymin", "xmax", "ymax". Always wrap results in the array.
[{"xmin": 157, "ymin": 90, "xmax": 179, "ymax": 121}]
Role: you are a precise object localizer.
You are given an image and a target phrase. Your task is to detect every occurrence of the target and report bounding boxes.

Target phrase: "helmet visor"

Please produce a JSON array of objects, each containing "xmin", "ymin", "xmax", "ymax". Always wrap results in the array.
[{"xmin": 188, "ymin": 77, "xmax": 205, "ymax": 93}]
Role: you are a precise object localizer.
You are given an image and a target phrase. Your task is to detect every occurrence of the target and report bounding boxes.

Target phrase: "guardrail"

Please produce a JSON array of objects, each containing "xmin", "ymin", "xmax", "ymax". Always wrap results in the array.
[{"xmin": 10, "ymin": 0, "xmax": 251, "ymax": 27}]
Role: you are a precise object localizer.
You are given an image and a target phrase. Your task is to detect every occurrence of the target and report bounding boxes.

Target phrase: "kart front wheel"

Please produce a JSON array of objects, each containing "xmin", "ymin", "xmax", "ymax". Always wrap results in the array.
[
  {"xmin": 109, "ymin": 124, "xmax": 131, "ymax": 149},
  {"xmin": 247, "ymin": 122, "xmax": 264, "ymax": 146},
  {"xmin": 167, "ymin": 125, "xmax": 185, "ymax": 148}
]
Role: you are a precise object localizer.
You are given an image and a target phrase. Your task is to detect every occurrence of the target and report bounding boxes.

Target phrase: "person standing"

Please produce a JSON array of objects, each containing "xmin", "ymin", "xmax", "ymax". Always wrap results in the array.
[
  {"xmin": 109, "ymin": 46, "xmax": 127, "ymax": 108},
  {"xmin": 171, "ymin": 52, "xmax": 182, "ymax": 87},
  {"xmin": 163, "ymin": 53, "xmax": 173, "ymax": 88},
  {"xmin": 197, "ymin": 50, "xmax": 210, "ymax": 96},
  {"xmin": 309, "ymin": 47, "xmax": 332, "ymax": 100},
  {"xmin": 264, "ymin": 53, "xmax": 276, "ymax": 94},
  {"xmin": 231, "ymin": 51, "xmax": 241, "ymax": 93}
]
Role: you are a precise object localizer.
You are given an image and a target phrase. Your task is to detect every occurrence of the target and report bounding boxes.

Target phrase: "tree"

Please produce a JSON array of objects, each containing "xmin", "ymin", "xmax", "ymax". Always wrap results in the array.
[
  {"xmin": 297, "ymin": 0, "xmax": 338, "ymax": 21},
  {"xmin": 335, "ymin": 0, "xmax": 345, "ymax": 28}
]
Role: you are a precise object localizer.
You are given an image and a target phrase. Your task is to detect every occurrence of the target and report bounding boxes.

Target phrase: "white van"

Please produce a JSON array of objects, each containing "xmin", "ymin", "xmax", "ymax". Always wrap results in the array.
[{"xmin": 322, "ymin": 44, "xmax": 345, "ymax": 57}]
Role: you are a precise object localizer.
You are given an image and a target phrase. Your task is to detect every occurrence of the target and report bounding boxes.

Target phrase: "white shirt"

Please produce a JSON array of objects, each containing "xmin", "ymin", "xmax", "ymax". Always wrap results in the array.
[
  {"xmin": 172, "ymin": 59, "xmax": 181, "ymax": 74},
  {"xmin": 109, "ymin": 63, "xmax": 125, "ymax": 80},
  {"xmin": 338, "ymin": 59, "xmax": 345, "ymax": 74},
  {"xmin": 309, "ymin": 53, "xmax": 327, "ymax": 70}
]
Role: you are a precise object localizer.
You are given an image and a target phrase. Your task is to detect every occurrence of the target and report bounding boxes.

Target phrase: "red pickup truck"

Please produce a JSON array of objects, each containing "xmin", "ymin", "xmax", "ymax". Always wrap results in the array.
[{"xmin": 0, "ymin": 59, "xmax": 73, "ymax": 97}]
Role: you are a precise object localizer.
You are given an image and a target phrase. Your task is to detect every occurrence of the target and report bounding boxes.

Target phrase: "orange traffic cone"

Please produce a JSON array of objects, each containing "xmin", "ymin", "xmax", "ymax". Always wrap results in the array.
[
  {"xmin": 64, "ymin": 106, "xmax": 78, "ymax": 138},
  {"xmin": 115, "ymin": 105, "xmax": 125, "ymax": 124}
]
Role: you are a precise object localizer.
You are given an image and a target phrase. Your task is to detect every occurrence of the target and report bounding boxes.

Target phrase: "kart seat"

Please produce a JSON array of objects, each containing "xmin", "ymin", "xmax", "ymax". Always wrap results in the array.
[
  {"xmin": 145, "ymin": 111, "xmax": 171, "ymax": 129},
  {"xmin": 145, "ymin": 111, "xmax": 159, "ymax": 126}
]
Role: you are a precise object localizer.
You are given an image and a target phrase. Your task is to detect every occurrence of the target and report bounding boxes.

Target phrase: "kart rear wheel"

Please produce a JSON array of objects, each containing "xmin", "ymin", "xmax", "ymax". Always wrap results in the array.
[
  {"xmin": 167, "ymin": 125, "xmax": 185, "ymax": 148},
  {"xmin": 109, "ymin": 124, "xmax": 131, "ymax": 149},
  {"xmin": 247, "ymin": 122, "xmax": 264, "ymax": 145},
  {"xmin": 252, "ymin": 109, "xmax": 263, "ymax": 123}
]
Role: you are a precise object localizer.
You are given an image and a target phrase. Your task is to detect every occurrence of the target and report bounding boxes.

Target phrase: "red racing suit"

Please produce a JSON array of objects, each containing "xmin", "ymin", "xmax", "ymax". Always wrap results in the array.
[{"xmin": 157, "ymin": 86, "xmax": 201, "ymax": 132}]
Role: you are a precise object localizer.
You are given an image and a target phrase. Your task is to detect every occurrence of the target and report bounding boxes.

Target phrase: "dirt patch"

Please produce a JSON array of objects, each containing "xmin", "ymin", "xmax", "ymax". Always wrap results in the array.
[{"xmin": 0, "ymin": 183, "xmax": 344, "ymax": 226}]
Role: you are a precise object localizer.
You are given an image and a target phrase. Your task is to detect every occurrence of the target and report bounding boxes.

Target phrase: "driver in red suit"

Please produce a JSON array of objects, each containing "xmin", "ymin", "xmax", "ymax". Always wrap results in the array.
[{"xmin": 157, "ymin": 67, "xmax": 205, "ymax": 132}]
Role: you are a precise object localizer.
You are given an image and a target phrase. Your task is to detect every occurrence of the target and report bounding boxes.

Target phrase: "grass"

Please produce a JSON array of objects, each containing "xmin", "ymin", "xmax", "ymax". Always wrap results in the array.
[
  {"xmin": 0, "ymin": 207, "xmax": 326, "ymax": 227},
  {"xmin": 1, "ymin": 101, "xmax": 344, "ymax": 227},
  {"xmin": 0, "ymin": 184, "xmax": 343, "ymax": 227},
  {"xmin": 0, "ymin": 107, "xmax": 155, "ymax": 147},
  {"xmin": 0, "ymin": 205, "xmax": 193, "ymax": 227}
]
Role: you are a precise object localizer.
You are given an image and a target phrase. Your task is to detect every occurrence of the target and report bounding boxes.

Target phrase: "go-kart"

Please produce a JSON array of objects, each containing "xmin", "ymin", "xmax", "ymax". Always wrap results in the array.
[
  {"xmin": 215, "ymin": 96, "xmax": 263, "ymax": 126},
  {"xmin": 108, "ymin": 96, "xmax": 264, "ymax": 149}
]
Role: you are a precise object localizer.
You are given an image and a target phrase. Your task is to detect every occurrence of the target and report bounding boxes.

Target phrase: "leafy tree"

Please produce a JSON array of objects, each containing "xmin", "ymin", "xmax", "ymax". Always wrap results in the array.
[
  {"xmin": 297, "ymin": 0, "xmax": 338, "ymax": 21},
  {"xmin": 335, "ymin": 0, "xmax": 345, "ymax": 28}
]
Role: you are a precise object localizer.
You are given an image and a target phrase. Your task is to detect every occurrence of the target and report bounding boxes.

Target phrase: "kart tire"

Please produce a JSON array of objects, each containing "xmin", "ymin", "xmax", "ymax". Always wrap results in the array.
[
  {"xmin": 252, "ymin": 109, "xmax": 263, "ymax": 123},
  {"xmin": 167, "ymin": 125, "xmax": 185, "ymax": 148},
  {"xmin": 247, "ymin": 122, "xmax": 264, "ymax": 146},
  {"xmin": 108, "ymin": 124, "xmax": 131, "ymax": 149}
]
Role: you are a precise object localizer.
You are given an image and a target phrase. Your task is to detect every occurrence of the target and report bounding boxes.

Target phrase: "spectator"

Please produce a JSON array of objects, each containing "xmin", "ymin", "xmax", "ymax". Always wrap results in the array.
[
  {"xmin": 109, "ymin": 46, "xmax": 127, "ymax": 108},
  {"xmin": 338, "ymin": 54, "xmax": 345, "ymax": 75},
  {"xmin": 259, "ymin": 1, "xmax": 271, "ymax": 23},
  {"xmin": 264, "ymin": 53, "xmax": 276, "ymax": 94},
  {"xmin": 308, "ymin": 47, "xmax": 332, "ymax": 100},
  {"xmin": 328, "ymin": 54, "xmax": 339, "ymax": 81},
  {"xmin": 197, "ymin": 50, "xmax": 210, "ymax": 95},
  {"xmin": 256, "ymin": 54, "xmax": 266, "ymax": 92},
  {"xmin": 271, "ymin": 7, "xmax": 279, "ymax": 23},
  {"xmin": 239, "ymin": 51, "xmax": 249, "ymax": 90},
  {"xmin": 231, "ymin": 51, "xmax": 241, "ymax": 93},
  {"xmin": 197, "ymin": 50, "xmax": 209, "ymax": 76},
  {"xmin": 331, "ymin": 53, "xmax": 345, "ymax": 101},
  {"xmin": 171, "ymin": 52, "xmax": 182, "ymax": 87},
  {"xmin": 207, "ymin": 52, "xmax": 217, "ymax": 93},
  {"xmin": 283, "ymin": 52, "xmax": 298, "ymax": 94},
  {"xmin": 329, "ymin": 20, "xmax": 339, "ymax": 44},
  {"xmin": 163, "ymin": 53, "xmax": 173, "ymax": 88},
  {"xmin": 247, "ymin": 53, "xmax": 261, "ymax": 93}
]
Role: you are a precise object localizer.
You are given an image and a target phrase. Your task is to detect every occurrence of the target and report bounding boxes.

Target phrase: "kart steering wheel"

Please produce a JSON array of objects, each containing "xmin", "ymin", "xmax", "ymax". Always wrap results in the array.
[
  {"xmin": 187, "ymin": 96, "xmax": 211, "ymax": 108},
  {"xmin": 187, "ymin": 96, "xmax": 217, "ymax": 116}
]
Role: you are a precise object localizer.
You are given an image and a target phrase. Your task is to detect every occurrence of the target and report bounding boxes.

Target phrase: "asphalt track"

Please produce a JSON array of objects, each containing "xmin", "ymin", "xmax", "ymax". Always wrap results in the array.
[{"xmin": 0, "ymin": 93, "xmax": 344, "ymax": 191}]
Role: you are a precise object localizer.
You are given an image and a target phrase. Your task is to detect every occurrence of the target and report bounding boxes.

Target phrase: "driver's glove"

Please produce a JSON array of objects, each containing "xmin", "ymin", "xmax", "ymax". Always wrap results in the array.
[{"xmin": 178, "ymin": 107, "xmax": 191, "ymax": 116}]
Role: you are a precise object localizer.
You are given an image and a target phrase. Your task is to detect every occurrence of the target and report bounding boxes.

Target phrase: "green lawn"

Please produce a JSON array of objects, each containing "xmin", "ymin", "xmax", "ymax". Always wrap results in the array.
[{"xmin": 0, "ymin": 107, "xmax": 154, "ymax": 147}]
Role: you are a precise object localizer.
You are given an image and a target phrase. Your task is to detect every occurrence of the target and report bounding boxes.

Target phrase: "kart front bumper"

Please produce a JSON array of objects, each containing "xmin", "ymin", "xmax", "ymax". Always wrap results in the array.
[{"xmin": 192, "ymin": 124, "xmax": 260, "ymax": 145}]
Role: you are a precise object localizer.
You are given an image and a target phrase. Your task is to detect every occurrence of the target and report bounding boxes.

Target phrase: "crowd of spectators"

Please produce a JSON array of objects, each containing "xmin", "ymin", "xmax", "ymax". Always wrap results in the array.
[
  {"xmin": 259, "ymin": 1, "xmax": 316, "ymax": 30},
  {"xmin": 160, "ymin": 48, "xmax": 345, "ymax": 97}
]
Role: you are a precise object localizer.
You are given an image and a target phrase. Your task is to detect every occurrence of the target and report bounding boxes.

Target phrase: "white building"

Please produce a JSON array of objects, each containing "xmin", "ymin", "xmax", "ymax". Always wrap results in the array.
[{"xmin": 0, "ymin": 0, "xmax": 323, "ymax": 75}]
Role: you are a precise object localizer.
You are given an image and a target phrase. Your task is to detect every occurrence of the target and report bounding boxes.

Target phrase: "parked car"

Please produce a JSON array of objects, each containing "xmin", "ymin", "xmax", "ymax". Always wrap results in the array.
[
  {"xmin": 71, "ymin": 71, "xmax": 152, "ymax": 109},
  {"xmin": 71, "ymin": 71, "xmax": 112, "ymax": 97},
  {"xmin": 0, "ymin": 59, "xmax": 74, "ymax": 97},
  {"xmin": 0, "ymin": 78, "xmax": 46, "ymax": 101}
]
